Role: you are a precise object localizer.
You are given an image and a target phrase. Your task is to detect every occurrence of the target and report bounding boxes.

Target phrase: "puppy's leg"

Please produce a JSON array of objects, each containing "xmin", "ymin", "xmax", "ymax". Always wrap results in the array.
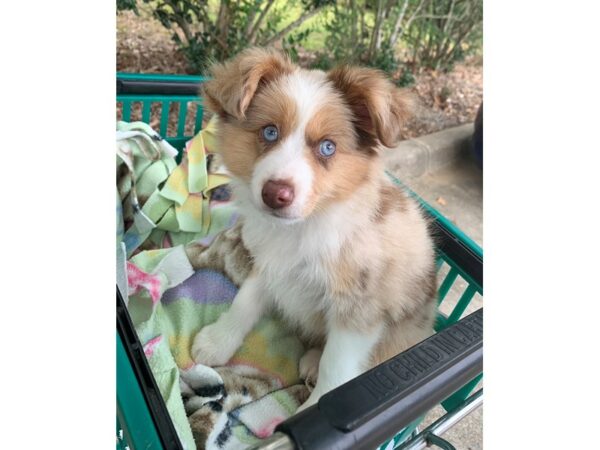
[
  {"xmin": 299, "ymin": 348, "xmax": 322, "ymax": 389},
  {"xmin": 296, "ymin": 322, "xmax": 383, "ymax": 412},
  {"xmin": 192, "ymin": 275, "xmax": 266, "ymax": 366}
]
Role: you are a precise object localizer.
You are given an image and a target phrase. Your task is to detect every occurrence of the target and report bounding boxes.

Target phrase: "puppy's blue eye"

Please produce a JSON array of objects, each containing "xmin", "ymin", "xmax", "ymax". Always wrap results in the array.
[
  {"xmin": 262, "ymin": 125, "xmax": 279, "ymax": 142},
  {"xmin": 319, "ymin": 139, "xmax": 336, "ymax": 157}
]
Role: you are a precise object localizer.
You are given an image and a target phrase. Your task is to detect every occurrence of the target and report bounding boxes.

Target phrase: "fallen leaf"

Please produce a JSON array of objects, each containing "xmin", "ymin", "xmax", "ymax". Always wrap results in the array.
[{"xmin": 436, "ymin": 196, "xmax": 447, "ymax": 206}]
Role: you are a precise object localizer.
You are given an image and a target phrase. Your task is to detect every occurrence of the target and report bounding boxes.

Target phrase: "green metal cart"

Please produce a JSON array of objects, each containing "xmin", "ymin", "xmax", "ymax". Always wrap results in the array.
[{"xmin": 116, "ymin": 73, "xmax": 483, "ymax": 450}]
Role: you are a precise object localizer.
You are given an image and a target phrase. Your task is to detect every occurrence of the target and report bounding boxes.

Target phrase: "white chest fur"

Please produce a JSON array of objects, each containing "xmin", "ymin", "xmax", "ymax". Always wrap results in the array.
[
  {"xmin": 239, "ymin": 195, "xmax": 369, "ymax": 338},
  {"xmin": 240, "ymin": 215, "xmax": 336, "ymax": 337}
]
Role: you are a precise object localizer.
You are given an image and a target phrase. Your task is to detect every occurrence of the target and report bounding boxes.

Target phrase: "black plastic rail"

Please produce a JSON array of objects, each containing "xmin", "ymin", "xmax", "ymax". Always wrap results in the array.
[
  {"xmin": 117, "ymin": 78, "xmax": 202, "ymax": 96},
  {"xmin": 429, "ymin": 215, "xmax": 483, "ymax": 289},
  {"xmin": 275, "ymin": 309, "xmax": 482, "ymax": 450},
  {"xmin": 117, "ymin": 288, "xmax": 184, "ymax": 450}
]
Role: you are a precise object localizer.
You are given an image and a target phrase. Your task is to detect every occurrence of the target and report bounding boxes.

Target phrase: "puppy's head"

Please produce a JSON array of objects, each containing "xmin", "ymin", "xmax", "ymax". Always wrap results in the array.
[{"xmin": 203, "ymin": 47, "xmax": 413, "ymax": 222}]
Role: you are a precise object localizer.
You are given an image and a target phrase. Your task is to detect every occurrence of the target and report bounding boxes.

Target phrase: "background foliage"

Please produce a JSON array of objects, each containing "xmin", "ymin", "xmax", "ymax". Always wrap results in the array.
[{"xmin": 117, "ymin": 0, "xmax": 482, "ymax": 84}]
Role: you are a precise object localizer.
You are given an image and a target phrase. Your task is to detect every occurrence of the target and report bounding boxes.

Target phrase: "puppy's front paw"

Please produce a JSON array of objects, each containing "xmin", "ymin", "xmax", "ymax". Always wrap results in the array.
[
  {"xmin": 299, "ymin": 348, "xmax": 321, "ymax": 389},
  {"xmin": 191, "ymin": 322, "xmax": 241, "ymax": 366}
]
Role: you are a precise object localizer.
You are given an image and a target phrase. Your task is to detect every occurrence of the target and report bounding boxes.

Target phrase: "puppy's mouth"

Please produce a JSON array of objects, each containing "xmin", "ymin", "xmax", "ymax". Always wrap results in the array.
[{"xmin": 264, "ymin": 207, "xmax": 303, "ymax": 223}]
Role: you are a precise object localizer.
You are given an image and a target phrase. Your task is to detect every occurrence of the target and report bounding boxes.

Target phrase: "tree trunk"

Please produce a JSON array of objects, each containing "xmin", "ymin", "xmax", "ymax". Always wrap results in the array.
[
  {"xmin": 360, "ymin": 5, "xmax": 366, "ymax": 48},
  {"xmin": 216, "ymin": 0, "xmax": 232, "ymax": 51},
  {"xmin": 247, "ymin": 0, "xmax": 276, "ymax": 44},
  {"xmin": 368, "ymin": 0, "xmax": 385, "ymax": 60},
  {"xmin": 351, "ymin": 0, "xmax": 358, "ymax": 48},
  {"xmin": 262, "ymin": 6, "xmax": 324, "ymax": 46},
  {"xmin": 243, "ymin": 2, "xmax": 260, "ymax": 38},
  {"xmin": 438, "ymin": 20, "xmax": 478, "ymax": 69},
  {"xmin": 389, "ymin": 0, "xmax": 409, "ymax": 49},
  {"xmin": 164, "ymin": 0, "xmax": 194, "ymax": 45}
]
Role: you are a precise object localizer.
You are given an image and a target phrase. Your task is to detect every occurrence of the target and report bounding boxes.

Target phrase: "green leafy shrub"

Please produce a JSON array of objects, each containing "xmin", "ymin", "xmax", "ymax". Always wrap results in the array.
[
  {"xmin": 317, "ymin": 0, "xmax": 421, "ymax": 84},
  {"xmin": 117, "ymin": 0, "xmax": 482, "ymax": 78},
  {"xmin": 130, "ymin": 0, "xmax": 334, "ymax": 73},
  {"xmin": 405, "ymin": 0, "xmax": 483, "ymax": 70},
  {"xmin": 312, "ymin": 0, "xmax": 481, "ymax": 82},
  {"xmin": 117, "ymin": 0, "xmax": 138, "ymax": 14}
]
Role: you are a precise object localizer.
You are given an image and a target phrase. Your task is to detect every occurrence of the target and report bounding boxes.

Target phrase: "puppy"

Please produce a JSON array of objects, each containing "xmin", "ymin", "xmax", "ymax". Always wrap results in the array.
[{"xmin": 191, "ymin": 48, "xmax": 437, "ymax": 412}]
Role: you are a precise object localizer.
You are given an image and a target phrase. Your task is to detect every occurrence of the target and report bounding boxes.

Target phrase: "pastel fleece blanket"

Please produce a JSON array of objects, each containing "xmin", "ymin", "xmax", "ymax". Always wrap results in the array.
[
  {"xmin": 117, "ymin": 120, "xmax": 310, "ymax": 449},
  {"xmin": 128, "ymin": 236, "xmax": 310, "ymax": 449}
]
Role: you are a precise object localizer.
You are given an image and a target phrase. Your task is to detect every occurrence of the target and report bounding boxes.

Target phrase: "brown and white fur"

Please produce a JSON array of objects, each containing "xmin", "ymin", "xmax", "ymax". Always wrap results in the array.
[{"xmin": 191, "ymin": 48, "xmax": 437, "ymax": 412}]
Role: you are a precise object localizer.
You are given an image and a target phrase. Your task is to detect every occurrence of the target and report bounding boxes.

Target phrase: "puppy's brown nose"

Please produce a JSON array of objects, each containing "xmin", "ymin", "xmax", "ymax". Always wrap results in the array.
[{"xmin": 261, "ymin": 180, "xmax": 294, "ymax": 209}]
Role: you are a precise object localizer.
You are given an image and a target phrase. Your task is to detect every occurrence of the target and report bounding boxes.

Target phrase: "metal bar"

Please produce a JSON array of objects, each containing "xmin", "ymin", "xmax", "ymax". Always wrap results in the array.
[
  {"xmin": 434, "ymin": 312, "xmax": 448, "ymax": 331},
  {"xmin": 117, "ymin": 94, "xmax": 198, "ymax": 102},
  {"xmin": 142, "ymin": 101, "xmax": 152, "ymax": 124},
  {"xmin": 435, "ymin": 257, "xmax": 444, "ymax": 271},
  {"xmin": 160, "ymin": 101, "xmax": 170, "ymax": 136},
  {"xmin": 437, "ymin": 268, "xmax": 459, "ymax": 304},
  {"xmin": 117, "ymin": 72, "xmax": 205, "ymax": 81},
  {"xmin": 397, "ymin": 389, "xmax": 483, "ymax": 450},
  {"xmin": 194, "ymin": 102, "xmax": 204, "ymax": 135},
  {"xmin": 447, "ymin": 284, "xmax": 478, "ymax": 324},
  {"xmin": 177, "ymin": 102, "xmax": 188, "ymax": 137},
  {"xmin": 425, "ymin": 434, "xmax": 456, "ymax": 450},
  {"xmin": 122, "ymin": 101, "xmax": 131, "ymax": 122}
]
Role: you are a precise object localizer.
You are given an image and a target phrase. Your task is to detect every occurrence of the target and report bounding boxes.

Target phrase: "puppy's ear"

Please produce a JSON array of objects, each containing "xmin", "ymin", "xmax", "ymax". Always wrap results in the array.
[
  {"xmin": 202, "ymin": 48, "xmax": 294, "ymax": 120},
  {"xmin": 327, "ymin": 66, "xmax": 415, "ymax": 148}
]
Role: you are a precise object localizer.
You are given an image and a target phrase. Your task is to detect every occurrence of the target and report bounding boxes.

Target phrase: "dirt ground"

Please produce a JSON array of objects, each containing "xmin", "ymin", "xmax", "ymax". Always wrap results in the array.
[{"xmin": 117, "ymin": 10, "xmax": 482, "ymax": 139}]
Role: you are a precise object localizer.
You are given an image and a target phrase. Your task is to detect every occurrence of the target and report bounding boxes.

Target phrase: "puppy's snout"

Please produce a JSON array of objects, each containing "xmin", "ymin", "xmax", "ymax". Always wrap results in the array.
[{"xmin": 261, "ymin": 180, "xmax": 295, "ymax": 209}]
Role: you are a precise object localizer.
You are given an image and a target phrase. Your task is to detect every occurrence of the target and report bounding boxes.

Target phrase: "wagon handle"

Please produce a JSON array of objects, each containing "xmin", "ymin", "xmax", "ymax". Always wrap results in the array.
[{"xmin": 273, "ymin": 308, "xmax": 483, "ymax": 450}]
